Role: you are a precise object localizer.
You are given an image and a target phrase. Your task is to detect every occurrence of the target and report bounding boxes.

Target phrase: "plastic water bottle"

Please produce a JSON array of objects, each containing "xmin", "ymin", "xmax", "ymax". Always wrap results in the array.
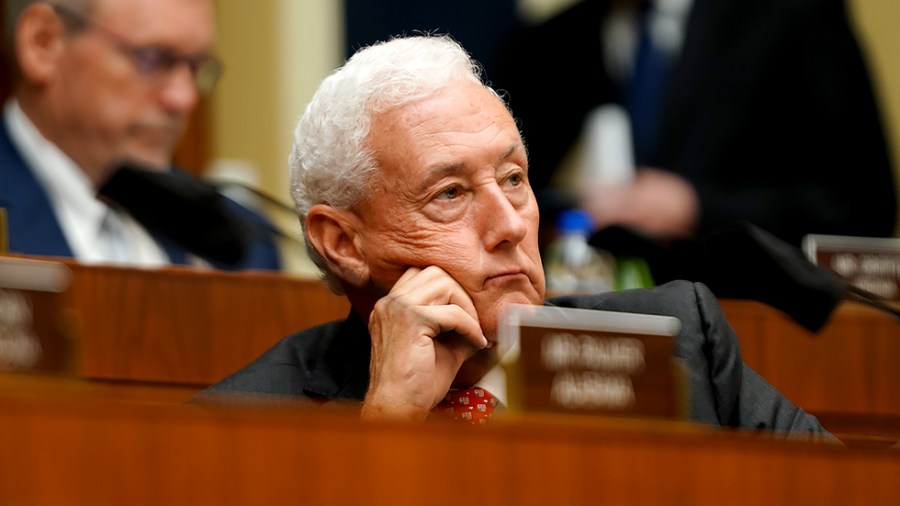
[{"xmin": 544, "ymin": 209, "xmax": 617, "ymax": 294}]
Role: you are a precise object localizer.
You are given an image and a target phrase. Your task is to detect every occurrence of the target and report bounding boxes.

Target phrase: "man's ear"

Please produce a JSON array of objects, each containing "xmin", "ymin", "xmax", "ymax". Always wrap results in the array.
[
  {"xmin": 15, "ymin": 3, "xmax": 68, "ymax": 85},
  {"xmin": 306, "ymin": 204, "xmax": 370, "ymax": 288}
]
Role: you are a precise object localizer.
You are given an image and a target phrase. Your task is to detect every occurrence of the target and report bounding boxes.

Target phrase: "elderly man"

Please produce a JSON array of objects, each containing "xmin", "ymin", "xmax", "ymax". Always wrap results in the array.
[
  {"xmin": 1, "ymin": 0, "xmax": 279, "ymax": 269},
  {"xmin": 201, "ymin": 35, "xmax": 828, "ymax": 435}
]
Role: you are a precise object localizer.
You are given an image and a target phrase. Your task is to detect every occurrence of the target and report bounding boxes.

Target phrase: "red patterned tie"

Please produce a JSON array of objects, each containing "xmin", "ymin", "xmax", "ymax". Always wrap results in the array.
[{"xmin": 433, "ymin": 387, "xmax": 499, "ymax": 425}]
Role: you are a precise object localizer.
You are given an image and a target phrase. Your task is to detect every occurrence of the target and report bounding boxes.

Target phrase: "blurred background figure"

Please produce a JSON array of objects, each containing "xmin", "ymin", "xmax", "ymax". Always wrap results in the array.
[
  {"xmin": 0, "ymin": 0, "xmax": 280, "ymax": 270},
  {"xmin": 496, "ymin": 0, "xmax": 898, "ymax": 251}
]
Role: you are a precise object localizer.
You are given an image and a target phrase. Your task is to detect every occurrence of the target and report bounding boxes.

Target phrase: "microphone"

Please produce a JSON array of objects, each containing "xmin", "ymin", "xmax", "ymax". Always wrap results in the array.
[
  {"xmin": 590, "ymin": 222, "xmax": 896, "ymax": 332},
  {"xmin": 208, "ymin": 179, "xmax": 296, "ymax": 215},
  {"xmin": 98, "ymin": 164, "xmax": 257, "ymax": 266},
  {"xmin": 205, "ymin": 178, "xmax": 306, "ymax": 249}
]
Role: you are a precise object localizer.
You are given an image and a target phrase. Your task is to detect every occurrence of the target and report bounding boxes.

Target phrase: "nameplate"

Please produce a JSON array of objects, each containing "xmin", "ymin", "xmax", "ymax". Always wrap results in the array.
[
  {"xmin": 803, "ymin": 234, "xmax": 900, "ymax": 302},
  {"xmin": 0, "ymin": 257, "xmax": 74, "ymax": 372},
  {"xmin": 498, "ymin": 305, "xmax": 686, "ymax": 419}
]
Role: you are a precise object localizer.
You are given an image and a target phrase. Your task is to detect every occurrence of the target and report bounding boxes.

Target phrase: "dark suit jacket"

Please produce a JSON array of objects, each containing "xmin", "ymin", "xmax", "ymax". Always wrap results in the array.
[
  {"xmin": 0, "ymin": 117, "xmax": 281, "ymax": 271},
  {"xmin": 496, "ymin": 0, "xmax": 897, "ymax": 246},
  {"xmin": 198, "ymin": 281, "xmax": 830, "ymax": 435}
]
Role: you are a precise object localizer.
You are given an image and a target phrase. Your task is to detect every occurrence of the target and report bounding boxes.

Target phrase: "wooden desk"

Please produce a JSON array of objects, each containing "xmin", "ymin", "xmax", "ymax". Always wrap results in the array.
[
  {"xmin": 0, "ymin": 372, "xmax": 199, "ymax": 404},
  {"xmin": 722, "ymin": 299, "xmax": 900, "ymax": 438},
  {"xmin": 0, "ymin": 374, "xmax": 897, "ymax": 506},
  {"xmin": 2, "ymin": 257, "xmax": 897, "ymax": 428},
  {"xmin": 0, "ymin": 256, "xmax": 349, "ymax": 386}
]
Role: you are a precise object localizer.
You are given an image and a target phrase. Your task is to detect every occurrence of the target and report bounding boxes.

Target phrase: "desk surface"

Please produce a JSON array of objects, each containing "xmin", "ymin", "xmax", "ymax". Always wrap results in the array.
[{"xmin": 0, "ymin": 373, "xmax": 898, "ymax": 506}]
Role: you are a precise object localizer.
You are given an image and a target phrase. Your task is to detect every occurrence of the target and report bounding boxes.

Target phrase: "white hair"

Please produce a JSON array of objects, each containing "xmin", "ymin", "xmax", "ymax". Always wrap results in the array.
[{"xmin": 289, "ymin": 35, "xmax": 497, "ymax": 292}]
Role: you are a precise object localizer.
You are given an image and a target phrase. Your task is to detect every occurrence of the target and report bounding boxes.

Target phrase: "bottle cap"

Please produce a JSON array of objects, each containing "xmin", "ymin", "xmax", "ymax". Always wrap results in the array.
[{"xmin": 557, "ymin": 209, "xmax": 594, "ymax": 234}]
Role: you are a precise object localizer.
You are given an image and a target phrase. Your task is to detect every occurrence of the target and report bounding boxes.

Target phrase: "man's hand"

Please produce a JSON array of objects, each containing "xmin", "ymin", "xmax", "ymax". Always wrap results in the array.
[
  {"xmin": 360, "ymin": 266, "xmax": 488, "ymax": 422},
  {"xmin": 583, "ymin": 168, "xmax": 700, "ymax": 239}
]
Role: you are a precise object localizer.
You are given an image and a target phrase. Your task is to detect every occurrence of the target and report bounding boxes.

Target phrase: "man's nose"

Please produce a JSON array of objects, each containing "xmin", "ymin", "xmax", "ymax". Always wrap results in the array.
[
  {"xmin": 481, "ymin": 186, "xmax": 529, "ymax": 251},
  {"xmin": 158, "ymin": 64, "xmax": 199, "ymax": 114}
]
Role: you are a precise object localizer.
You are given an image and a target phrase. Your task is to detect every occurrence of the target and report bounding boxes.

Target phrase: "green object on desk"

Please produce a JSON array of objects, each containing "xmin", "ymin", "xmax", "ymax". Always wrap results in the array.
[{"xmin": 616, "ymin": 256, "xmax": 655, "ymax": 290}]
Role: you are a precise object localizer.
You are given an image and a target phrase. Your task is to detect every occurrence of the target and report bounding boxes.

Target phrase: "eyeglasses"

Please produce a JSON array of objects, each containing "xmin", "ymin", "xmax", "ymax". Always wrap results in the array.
[{"xmin": 50, "ymin": 3, "xmax": 223, "ymax": 96}]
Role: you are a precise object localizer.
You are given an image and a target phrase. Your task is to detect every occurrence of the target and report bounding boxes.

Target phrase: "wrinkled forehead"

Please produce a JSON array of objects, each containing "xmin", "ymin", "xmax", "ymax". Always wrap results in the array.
[{"xmin": 367, "ymin": 82, "xmax": 520, "ymax": 179}]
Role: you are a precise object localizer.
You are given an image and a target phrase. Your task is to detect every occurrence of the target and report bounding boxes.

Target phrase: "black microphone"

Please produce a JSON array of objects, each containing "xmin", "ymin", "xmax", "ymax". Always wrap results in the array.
[
  {"xmin": 589, "ymin": 222, "xmax": 895, "ymax": 332},
  {"xmin": 206, "ymin": 178, "xmax": 307, "ymax": 249},
  {"xmin": 98, "ymin": 164, "xmax": 254, "ymax": 266}
]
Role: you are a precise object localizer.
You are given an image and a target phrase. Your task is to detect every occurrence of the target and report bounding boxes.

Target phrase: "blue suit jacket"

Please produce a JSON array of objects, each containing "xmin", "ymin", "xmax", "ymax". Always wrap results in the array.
[{"xmin": 0, "ymin": 118, "xmax": 280, "ymax": 270}]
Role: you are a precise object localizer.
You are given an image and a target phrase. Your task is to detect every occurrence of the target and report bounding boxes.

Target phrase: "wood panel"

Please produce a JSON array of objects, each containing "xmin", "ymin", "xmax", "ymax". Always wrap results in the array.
[
  {"xmin": 0, "ymin": 256, "xmax": 349, "ymax": 387},
  {"xmin": 0, "ymin": 375, "xmax": 897, "ymax": 506},
  {"xmin": 722, "ymin": 300, "xmax": 900, "ymax": 418},
  {"xmin": 722, "ymin": 299, "xmax": 900, "ymax": 440},
  {"xmin": 0, "ymin": 372, "xmax": 199, "ymax": 404},
  {"xmin": 63, "ymin": 262, "xmax": 349, "ymax": 386},
  {"xmin": 3, "ymin": 256, "xmax": 898, "ymax": 433}
]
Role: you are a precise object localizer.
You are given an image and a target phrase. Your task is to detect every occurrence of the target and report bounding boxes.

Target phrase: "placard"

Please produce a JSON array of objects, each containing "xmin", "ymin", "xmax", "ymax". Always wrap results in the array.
[
  {"xmin": 498, "ymin": 305, "xmax": 687, "ymax": 419},
  {"xmin": 803, "ymin": 234, "xmax": 900, "ymax": 302},
  {"xmin": 0, "ymin": 258, "xmax": 74, "ymax": 372}
]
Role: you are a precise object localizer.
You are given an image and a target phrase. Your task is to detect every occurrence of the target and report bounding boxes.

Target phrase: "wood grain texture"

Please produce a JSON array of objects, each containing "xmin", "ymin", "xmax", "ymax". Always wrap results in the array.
[
  {"xmin": 722, "ymin": 300, "xmax": 900, "ymax": 417},
  {"xmin": 0, "ymin": 381, "xmax": 896, "ymax": 506},
  {"xmin": 5, "ymin": 257, "xmax": 898, "ymax": 436},
  {"xmin": 61, "ymin": 262, "xmax": 349, "ymax": 386}
]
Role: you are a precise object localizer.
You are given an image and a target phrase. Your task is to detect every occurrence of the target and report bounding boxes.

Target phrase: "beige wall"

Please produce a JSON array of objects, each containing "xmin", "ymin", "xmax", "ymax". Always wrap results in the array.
[
  {"xmin": 212, "ymin": 0, "xmax": 342, "ymax": 195},
  {"xmin": 210, "ymin": 0, "xmax": 900, "ymax": 249},
  {"xmin": 848, "ymin": 0, "xmax": 900, "ymax": 232},
  {"xmin": 211, "ymin": 0, "xmax": 343, "ymax": 273}
]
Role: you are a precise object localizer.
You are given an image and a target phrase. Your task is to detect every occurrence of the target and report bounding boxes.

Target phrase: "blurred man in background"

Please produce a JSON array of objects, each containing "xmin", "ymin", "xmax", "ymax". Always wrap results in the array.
[
  {"xmin": 0, "ymin": 0, "xmax": 280, "ymax": 269},
  {"xmin": 498, "ymin": 0, "xmax": 897, "ymax": 247}
]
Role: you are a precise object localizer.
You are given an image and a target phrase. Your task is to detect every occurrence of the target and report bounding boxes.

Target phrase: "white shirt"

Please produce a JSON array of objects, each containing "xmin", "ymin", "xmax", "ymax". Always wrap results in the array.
[
  {"xmin": 4, "ymin": 101, "xmax": 169, "ymax": 266},
  {"xmin": 478, "ymin": 363, "xmax": 508, "ymax": 406}
]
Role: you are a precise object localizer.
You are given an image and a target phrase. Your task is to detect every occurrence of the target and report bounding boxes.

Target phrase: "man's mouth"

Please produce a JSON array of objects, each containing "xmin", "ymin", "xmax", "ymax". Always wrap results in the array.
[{"xmin": 484, "ymin": 271, "xmax": 528, "ymax": 286}]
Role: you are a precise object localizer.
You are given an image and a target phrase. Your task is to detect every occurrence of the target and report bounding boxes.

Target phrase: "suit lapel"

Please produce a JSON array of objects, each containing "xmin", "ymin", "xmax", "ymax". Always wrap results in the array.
[
  {"xmin": 0, "ymin": 118, "xmax": 194, "ymax": 264},
  {"xmin": 0, "ymin": 119, "xmax": 73, "ymax": 257}
]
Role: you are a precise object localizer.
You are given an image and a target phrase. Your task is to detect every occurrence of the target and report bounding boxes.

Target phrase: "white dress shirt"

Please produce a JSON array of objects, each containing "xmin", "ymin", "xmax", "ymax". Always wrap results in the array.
[
  {"xmin": 4, "ymin": 101, "xmax": 169, "ymax": 266},
  {"xmin": 477, "ymin": 363, "xmax": 509, "ymax": 406}
]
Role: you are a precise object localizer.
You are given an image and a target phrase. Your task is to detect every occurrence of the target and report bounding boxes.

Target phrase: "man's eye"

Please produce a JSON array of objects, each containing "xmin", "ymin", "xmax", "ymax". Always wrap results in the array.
[
  {"xmin": 437, "ymin": 186, "xmax": 461, "ymax": 200},
  {"xmin": 508, "ymin": 173, "xmax": 523, "ymax": 186},
  {"xmin": 132, "ymin": 47, "xmax": 172, "ymax": 74}
]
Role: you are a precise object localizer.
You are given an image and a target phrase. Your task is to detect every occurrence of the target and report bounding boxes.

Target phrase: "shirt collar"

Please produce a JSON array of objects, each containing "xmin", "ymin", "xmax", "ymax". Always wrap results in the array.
[
  {"xmin": 4, "ymin": 100, "xmax": 108, "ymax": 253},
  {"xmin": 4, "ymin": 100, "xmax": 169, "ymax": 266}
]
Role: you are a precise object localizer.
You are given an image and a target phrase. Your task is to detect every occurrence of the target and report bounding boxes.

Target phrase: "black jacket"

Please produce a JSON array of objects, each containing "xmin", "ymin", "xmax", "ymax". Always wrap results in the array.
[{"xmin": 198, "ymin": 281, "xmax": 830, "ymax": 435}]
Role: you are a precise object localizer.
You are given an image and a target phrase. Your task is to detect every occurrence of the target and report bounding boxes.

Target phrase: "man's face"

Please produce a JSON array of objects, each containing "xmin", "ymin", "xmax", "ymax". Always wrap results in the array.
[
  {"xmin": 45, "ymin": 0, "xmax": 214, "ymax": 176},
  {"xmin": 355, "ymin": 80, "xmax": 546, "ymax": 341}
]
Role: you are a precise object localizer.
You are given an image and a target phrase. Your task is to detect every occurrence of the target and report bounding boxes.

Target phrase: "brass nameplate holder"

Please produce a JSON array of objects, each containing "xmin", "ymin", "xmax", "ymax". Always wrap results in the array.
[
  {"xmin": 499, "ymin": 305, "xmax": 686, "ymax": 420},
  {"xmin": 803, "ymin": 234, "xmax": 900, "ymax": 303}
]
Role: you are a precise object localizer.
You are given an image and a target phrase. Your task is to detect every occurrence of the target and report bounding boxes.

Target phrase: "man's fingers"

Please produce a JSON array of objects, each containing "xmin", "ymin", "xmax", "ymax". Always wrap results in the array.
[
  {"xmin": 389, "ymin": 265, "xmax": 479, "ymax": 321},
  {"xmin": 417, "ymin": 304, "xmax": 487, "ymax": 350}
]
